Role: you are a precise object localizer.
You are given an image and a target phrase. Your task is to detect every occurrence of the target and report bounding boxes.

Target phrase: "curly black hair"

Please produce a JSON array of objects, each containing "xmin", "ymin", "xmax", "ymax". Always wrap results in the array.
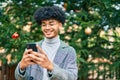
[{"xmin": 34, "ymin": 6, "xmax": 66, "ymax": 25}]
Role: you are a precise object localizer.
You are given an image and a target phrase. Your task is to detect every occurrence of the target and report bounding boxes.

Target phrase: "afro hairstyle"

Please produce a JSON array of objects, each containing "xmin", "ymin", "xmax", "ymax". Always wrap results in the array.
[{"xmin": 34, "ymin": 6, "xmax": 66, "ymax": 25}]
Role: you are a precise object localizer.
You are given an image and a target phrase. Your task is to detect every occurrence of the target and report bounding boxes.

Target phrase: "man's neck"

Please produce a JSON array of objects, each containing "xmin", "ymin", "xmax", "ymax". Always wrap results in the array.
[{"xmin": 44, "ymin": 36, "xmax": 60, "ymax": 44}]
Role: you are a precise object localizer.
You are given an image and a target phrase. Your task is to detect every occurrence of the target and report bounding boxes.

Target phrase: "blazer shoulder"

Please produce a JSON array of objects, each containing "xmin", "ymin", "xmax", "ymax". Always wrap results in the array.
[{"xmin": 60, "ymin": 40, "xmax": 76, "ymax": 54}]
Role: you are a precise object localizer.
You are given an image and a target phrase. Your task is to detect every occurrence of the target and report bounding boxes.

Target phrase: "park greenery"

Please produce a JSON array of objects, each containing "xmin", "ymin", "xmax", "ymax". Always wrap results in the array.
[{"xmin": 0, "ymin": 0, "xmax": 120, "ymax": 79}]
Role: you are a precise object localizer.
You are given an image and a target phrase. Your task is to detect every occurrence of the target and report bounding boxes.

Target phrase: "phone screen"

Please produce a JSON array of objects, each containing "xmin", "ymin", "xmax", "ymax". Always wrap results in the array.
[{"xmin": 26, "ymin": 43, "xmax": 37, "ymax": 52}]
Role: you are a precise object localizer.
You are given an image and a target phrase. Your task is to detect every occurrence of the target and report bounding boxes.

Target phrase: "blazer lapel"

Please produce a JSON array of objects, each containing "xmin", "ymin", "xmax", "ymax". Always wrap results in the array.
[
  {"xmin": 53, "ymin": 41, "xmax": 68, "ymax": 66},
  {"xmin": 38, "ymin": 40, "xmax": 68, "ymax": 66}
]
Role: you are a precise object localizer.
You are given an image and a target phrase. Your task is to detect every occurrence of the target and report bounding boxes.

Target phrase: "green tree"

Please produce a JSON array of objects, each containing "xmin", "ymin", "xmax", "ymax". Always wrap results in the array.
[{"xmin": 0, "ymin": 0, "xmax": 120, "ymax": 80}]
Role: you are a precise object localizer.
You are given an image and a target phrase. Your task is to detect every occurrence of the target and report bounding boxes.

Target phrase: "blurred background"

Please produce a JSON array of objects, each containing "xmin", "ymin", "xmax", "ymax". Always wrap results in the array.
[{"xmin": 0, "ymin": 0, "xmax": 120, "ymax": 80}]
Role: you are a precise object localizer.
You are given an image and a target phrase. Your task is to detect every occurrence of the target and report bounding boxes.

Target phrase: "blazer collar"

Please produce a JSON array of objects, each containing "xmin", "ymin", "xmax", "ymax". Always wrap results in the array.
[
  {"xmin": 53, "ymin": 41, "xmax": 68, "ymax": 65},
  {"xmin": 38, "ymin": 40, "xmax": 68, "ymax": 65}
]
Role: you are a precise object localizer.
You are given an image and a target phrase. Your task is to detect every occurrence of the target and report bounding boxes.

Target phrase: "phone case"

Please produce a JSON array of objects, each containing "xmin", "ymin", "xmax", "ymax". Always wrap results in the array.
[{"xmin": 26, "ymin": 43, "xmax": 37, "ymax": 52}]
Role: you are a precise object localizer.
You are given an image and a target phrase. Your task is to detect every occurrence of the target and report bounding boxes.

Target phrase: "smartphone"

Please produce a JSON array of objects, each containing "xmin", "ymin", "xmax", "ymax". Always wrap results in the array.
[{"xmin": 26, "ymin": 43, "xmax": 38, "ymax": 52}]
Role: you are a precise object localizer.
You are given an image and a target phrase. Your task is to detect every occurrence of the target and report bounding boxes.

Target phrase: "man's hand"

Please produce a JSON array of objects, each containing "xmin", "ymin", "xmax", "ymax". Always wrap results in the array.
[
  {"xmin": 20, "ymin": 45, "xmax": 54, "ymax": 71},
  {"xmin": 19, "ymin": 49, "xmax": 36, "ymax": 70},
  {"xmin": 32, "ymin": 44, "xmax": 54, "ymax": 71}
]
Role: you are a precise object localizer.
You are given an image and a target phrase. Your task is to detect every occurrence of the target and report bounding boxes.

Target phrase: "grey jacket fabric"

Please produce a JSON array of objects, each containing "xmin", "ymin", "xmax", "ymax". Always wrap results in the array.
[{"xmin": 15, "ymin": 40, "xmax": 78, "ymax": 80}]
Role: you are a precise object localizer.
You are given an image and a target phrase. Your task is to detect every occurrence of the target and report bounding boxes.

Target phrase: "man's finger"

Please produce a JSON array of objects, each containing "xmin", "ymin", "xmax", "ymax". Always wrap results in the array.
[
  {"xmin": 36, "ymin": 44, "xmax": 45, "ymax": 54},
  {"xmin": 24, "ymin": 49, "xmax": 33, "ymax": 55}
]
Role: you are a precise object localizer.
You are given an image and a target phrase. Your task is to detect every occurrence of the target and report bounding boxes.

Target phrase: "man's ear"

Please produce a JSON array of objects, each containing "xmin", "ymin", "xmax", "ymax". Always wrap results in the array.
[
  {"xmin": 58, "ymin": 23, "xmax": 62, "ymax": 30},
  {"xmin": 59, "ymin": 23, "xmax": 65, "ymax": 34}
]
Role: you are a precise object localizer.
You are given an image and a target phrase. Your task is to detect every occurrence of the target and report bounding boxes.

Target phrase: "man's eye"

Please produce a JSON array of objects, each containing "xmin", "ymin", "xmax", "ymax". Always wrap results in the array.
[
  {"xmin": 42, "ymin": 24, "xmax": 46, "ymax": 26},
  {"xmin": 49, "ymin": 23, "xmax": 54, "ymax": 26}
]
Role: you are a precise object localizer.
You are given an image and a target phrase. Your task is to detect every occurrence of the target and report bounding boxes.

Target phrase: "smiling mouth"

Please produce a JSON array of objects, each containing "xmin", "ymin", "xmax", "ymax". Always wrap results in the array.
[
  {"xmin": 44, "ymin": 30, "xmax": 52, "ymax": 35},
  {"xmin": 44, "ymin": 29, "xmax": 54, "ymax": 34}
]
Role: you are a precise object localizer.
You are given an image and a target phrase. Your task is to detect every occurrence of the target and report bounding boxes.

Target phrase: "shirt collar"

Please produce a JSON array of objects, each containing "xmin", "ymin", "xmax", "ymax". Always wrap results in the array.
[{"xmin": 44, "ymin": 35, "xmax": 60, "ymax": 44}]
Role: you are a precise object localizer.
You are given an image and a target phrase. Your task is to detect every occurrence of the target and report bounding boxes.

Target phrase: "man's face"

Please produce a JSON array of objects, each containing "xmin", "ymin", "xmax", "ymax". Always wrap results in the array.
[{"xmin": 41, "ymin": 19, "xmax": 62, "ymax": 39}]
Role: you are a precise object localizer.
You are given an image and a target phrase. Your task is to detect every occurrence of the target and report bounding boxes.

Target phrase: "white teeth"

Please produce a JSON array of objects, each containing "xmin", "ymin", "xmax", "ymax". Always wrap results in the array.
[
  {"xmin": 45, "ymin": 29, "xmax": 53, "ymax": 35},
  {"xmin": 47, "ymin": 32, "xmax": 51, "ymax": 34},
  {"xmin": 46, "ymin": 31, "xmax": 52, "ymax": 34}
]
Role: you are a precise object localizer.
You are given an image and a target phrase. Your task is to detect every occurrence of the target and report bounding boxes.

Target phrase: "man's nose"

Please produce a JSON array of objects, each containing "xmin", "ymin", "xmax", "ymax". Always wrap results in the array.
[{"xmin": 46, "ymin": 25, "xmax": 51, "ymax": 29}]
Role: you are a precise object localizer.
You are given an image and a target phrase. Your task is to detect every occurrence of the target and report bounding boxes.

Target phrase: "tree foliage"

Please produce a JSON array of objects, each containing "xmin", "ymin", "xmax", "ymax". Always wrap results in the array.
[{"xmin": 0, "ymin": 0, "xmax": 120, "ymax": 79}]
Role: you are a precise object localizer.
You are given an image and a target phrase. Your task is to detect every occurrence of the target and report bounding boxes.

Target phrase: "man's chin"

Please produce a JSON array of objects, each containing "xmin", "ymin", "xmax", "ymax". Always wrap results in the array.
[
  {"xmin": 44, "ymin": 33, "xmax": 57, "ymax": 39},
  {"xmin": 45, "ymin": 36, "xmax": 54, "ymax": 39}
]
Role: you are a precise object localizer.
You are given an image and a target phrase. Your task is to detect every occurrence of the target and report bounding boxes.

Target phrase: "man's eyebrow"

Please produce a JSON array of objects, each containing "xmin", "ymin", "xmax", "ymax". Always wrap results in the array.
[{"xmin": 49, "ymin": 21, "xmax": 54, "ymax": 23}]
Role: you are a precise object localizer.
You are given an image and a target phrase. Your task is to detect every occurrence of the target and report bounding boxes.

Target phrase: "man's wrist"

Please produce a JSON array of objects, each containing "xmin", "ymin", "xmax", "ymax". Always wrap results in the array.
[
  {"xmin": 47, "ymin": 63, "xmax": 53, "ymax": 71},
  {"xmin": 19, "ymin": 62, "xmax": 26, "ymax": 75},
  {"xmin": 20, "ymin": 61, "xmax": 25, "ymax": 70},
  {"xmin": 19, "ymin": 68, "xmax": 26, "ymax": 75}
]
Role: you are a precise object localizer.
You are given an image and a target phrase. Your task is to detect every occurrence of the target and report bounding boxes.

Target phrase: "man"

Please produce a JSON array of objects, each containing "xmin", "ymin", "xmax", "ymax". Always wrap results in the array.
[{"xmin": 15, "ymin": 6, "xmax": 78, "ymax": 80}]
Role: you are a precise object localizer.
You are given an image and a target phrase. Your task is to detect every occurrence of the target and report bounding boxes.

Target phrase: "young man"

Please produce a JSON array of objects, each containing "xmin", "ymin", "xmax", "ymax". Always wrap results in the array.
[{"xmin": 15, "ymin": 6, "xmax": 78, "ymax": 80}]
